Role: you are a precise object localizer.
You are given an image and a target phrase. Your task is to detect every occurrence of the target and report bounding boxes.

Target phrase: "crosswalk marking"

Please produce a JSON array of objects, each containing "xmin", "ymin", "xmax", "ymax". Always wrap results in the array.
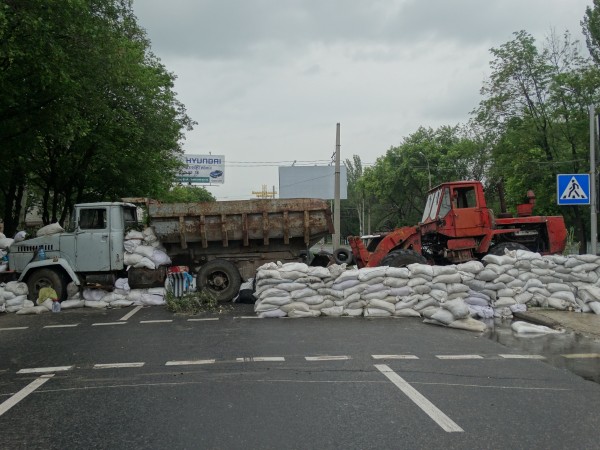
[
  {"xmin": 372, "ymin": 355, "xmax": 419, "ymax": 360},
  {"xmin": 436, "ymin": 355, "xmax": 483, "ymax": 360},
  {"xmin": 499, "ymin": 354, "xmax": 545, "ymax": 360}
]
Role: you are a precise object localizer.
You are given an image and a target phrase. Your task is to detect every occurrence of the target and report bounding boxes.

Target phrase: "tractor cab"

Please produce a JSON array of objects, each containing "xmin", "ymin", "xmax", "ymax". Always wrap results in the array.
[{"xmin": 420, "ymin": 181, "xmax": 492, "ymax": 238}]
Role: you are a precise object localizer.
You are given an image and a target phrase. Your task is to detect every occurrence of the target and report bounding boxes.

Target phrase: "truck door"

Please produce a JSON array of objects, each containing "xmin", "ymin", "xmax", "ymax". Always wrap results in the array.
[
  {"xmin": 75, "ymin": 207, "xmax": 111, "ymax": 271},
  {"xmin": 450, "ymin": 185, "xmax": 484, "ymax": 237}
]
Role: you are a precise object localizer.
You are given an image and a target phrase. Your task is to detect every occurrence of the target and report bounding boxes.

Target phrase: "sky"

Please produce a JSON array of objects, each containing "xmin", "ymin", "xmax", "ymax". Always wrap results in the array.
[{"xmin": 132, "ymin": 0, "xmax": 592, "ymax": 200}]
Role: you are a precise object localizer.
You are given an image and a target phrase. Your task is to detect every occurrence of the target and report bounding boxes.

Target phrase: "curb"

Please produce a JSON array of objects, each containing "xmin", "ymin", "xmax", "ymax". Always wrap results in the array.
[{"xmin": 513, "ymin": 311, "xmax": 560, "ymax": 329}]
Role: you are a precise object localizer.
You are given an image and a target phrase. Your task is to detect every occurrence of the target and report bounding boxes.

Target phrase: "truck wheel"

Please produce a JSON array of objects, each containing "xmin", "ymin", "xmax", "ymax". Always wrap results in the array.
[
  {"xmin": 26, "ymin": 268, "xmax": 66, "ymax": 302},
  {"xmin": 380, "ymin": 249, "xmax": 426, "ymax": 267},
  {"xmin": 488, "ymin": 242, "xmax": 529, "ymax": 256},
  {"xmin": 333, "ymin": 248, "xmax": 354, "ymax": 265},
  {"xmin": 197, "ymin": 260, "xmax": 241, "ymax": 302}
]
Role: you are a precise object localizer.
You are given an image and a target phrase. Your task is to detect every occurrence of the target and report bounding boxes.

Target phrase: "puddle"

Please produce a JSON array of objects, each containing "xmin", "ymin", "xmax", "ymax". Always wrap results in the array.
[{"xmin": 484, "ymin": 319, "xmax": 600, "ymax": 384}]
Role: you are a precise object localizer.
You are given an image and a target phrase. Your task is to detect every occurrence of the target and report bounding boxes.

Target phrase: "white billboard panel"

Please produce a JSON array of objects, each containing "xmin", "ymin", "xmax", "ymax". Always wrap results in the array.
[
  {"xmin": 176, "ymin": 154, "xmax": 225, "ymax": 184},
  {"xmin": 278, "ymin": 166, "xmax": 347, "ymax": 199}
]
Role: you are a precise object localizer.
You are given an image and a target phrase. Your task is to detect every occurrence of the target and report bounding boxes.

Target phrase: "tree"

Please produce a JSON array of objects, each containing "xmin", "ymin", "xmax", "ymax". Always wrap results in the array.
[
  {"xmin": 0, "ymin": 0, "xmax": 194, "ymax": 236},
  {"xmin": 157, "ymin": 185, "xmax": 216, "ymax": 203}
]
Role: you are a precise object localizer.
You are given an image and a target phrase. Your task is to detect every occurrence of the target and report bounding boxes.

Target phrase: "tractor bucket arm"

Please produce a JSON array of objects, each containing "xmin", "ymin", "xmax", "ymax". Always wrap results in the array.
[{"xmin": 348, "ymin": 226, "xmax": 420, "ymax": 268}]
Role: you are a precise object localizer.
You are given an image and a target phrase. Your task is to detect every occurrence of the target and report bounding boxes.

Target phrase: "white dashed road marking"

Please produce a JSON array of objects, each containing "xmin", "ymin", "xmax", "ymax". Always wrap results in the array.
[
  {"xmin": 43, "ymin": 324, "xmax": 79, "ymax": 329},
  {"xmin": 436, "ymin": 355, "xmax": 483, "ymax": 360},
  {"xmin": 236, "ymin": 357, "xmax": 285, "ymax": 362},
  {"xmin": 305, "ymin": 356, "xmax": 351, "ymax": 361},
  {"xmin": 187, "ymin": 318, "xmax": 219, "ymax": 322},
  {"xmin": 17, "ymin": 366, "xmax": 74, "ymax": 374},
  {"xmin": 234, "ymin": 316, "xmax": 260, "ymax": 319},
  {"xmin": 561, "ymin": 353, "xmax": 600, "ymax": 359},
  {"xmin": 140, "ymin": 320, "xmax": 173, "ymax": 324},
  {"xmin": 372, "ymin": 355, "xmax": 419, "ymax": 360},
  {"xmin": 375, "ymin": 364, "xmax": 464, "ymax": 433},
  {"xmin": 499, "ymin": 354, "xmax": 545, "ymax": 360},
  {"xmin": 0, "ymin": 327, "xmax": 28, "ymax": 331},
  {"xmin": 92, "ymin": 322, "xmax": 127, "ymax": 327},
  {"xmin": 119, "ymin": 305, "xmax": 143, "ymax": 321},
  {"xmin": 0, "ymin": 374, "xmax": 54, "ymax": 417},
  {"xmin": 93, "ymin": 362, "xmax": 145, "ymax": 369},
  {"xmin": 165, "ymin": 360, "xmax": 216, "ymax": 366}
]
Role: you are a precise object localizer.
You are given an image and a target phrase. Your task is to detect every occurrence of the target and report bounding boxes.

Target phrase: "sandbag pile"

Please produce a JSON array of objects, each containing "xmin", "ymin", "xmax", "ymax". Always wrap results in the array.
[
  {"xmin": 0, "ymin": 281, "xmax": 33, "ymax": 313},
  {"xmin": 123, "ymin": 227, "xmax": 171, "ymax": 270},
  {"xmin": 252, "ymin": 250, "xmax": 600, "ymax": 330},
  {"xmin": 0, "ymin": 232, "xmax": 11, "ymax": 272}
]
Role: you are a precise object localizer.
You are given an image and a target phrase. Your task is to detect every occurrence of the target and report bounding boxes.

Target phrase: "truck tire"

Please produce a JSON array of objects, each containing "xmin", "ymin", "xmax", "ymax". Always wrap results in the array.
[
  {"xmin": 197, "ymin": 260, "xmax": 242, "ymax": 302},
  {"xmin": 379, "ymin": 249, "xmax": 426, "ymax": 267},
  {"xmin": 26, "ymin": 268, "xmax": 67, "ymax": 302},
  {"xmin": 333, "ymin": 248, "xmax": 354, "ymax": 265},
  {"xmin": 488, "ymin": 242, "xmax": 529, "ymax": 256}
]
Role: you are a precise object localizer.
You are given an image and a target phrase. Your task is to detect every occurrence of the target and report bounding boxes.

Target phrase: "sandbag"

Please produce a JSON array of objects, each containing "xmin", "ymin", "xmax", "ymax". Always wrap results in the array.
[
  {"xmin": 441, "ymin": 299, "xmax": 470, "ymax": 319},
  {"xmin": 431, "ymin": 308, "xmax": 456, "ymax": 325},
  {"xmin": 393, "ymin": 308, "xmax": 421, "ymax": 317},
  {"xmin": 589, "ymin": 301, "xmax": 600, "ymax": 314},
  {"xmin": 0, "ymin": 238, "xmax": 14, "ymax": 249},
  {"xmin": 321, "ymin": 306, "xmax": 344, "ymax": 316},
  {"xmin": 61, "ymin": 299, "xmax": 85, "ymax": 309},
  {"xmin": 16, "ymin": 306, "xmax": 49, "ymax": 315},
  {"xmin": 36, "ymin": 222, "xmax": 64, "ymax": 237},
  {"xmin": 5, "ymin": 281, "xmax": 28, "ymax": 296},
  {"xmin": 447, "ymin": 317, "xmax": 487, "ymax": 332},
  {"xmin": 259, "ymin": 309, "xmax": 287, "ymax": 318},
  {"xmin": 84, "ymin": 300, "xmax": 108, "ymax": 308},
  {"xmin": 511, "ymin": 321, "xmax": 563, "ymax": 334}
]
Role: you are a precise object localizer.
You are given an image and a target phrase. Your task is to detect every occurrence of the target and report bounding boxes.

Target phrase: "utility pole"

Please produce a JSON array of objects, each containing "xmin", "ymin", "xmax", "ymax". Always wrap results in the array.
[
  {"xmin": 591, "ymin": 105, "xmax": 597, "ymax": 254},
  {"xmin": 333, "ymin": 123, "xmax": 341, "ymax": 249}
]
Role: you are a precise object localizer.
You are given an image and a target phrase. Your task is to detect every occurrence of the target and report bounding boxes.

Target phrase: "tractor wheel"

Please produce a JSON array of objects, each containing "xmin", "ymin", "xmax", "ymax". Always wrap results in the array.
[
  {"xmin": 380, "ymin": 249, "xmax": 426, "ymax": 267},
  {"xmin": 333, "ymin": 248, "xmax": 354, "ymax": 265},
  {"xmin": 487, "ymin": 242, "xmax": 529, "ymax": 256},
  {"xmin": 26, "ymin": 268, "xmax": 67, "ymax": 302},
  {"xmin": 197, "ymin": 259, "xmax": 242, "ymax": 302}
]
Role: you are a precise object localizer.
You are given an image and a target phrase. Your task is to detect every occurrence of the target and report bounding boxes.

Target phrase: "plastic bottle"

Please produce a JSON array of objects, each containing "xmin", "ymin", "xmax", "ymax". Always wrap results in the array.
[
  {"xmin": 52, "ymin": 301, "xmax": 61, "ymax": 313},
  {"xmin": 38, "ymin": 246, "xmax": 46, "ymax": 260}
]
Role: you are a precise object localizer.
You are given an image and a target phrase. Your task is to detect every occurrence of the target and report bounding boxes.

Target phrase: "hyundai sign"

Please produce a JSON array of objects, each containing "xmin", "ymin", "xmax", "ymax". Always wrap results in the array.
[{"xmin": 176, "ymin": 154, "xmax": 225, "ymax": 184}]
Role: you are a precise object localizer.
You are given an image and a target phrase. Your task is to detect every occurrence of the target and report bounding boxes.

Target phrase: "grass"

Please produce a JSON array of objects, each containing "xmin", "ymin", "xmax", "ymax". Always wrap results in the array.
[{"xmin": 165, "ymin": 289, "xmax": 232, "ymax": 315}]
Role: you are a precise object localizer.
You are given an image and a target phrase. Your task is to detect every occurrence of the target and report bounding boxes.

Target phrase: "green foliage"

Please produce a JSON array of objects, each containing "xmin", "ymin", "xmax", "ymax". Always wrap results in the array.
[
  {"xmin": 165, "ymin": 289, "xmax": 232, "ymax": 315},
  {"xmin": 0, "ymin": 0, "xmax": 194, "ymax": 235},
  {"xmin": 157, "ymin": 185, "xmax": 216, "ymax": 203}
]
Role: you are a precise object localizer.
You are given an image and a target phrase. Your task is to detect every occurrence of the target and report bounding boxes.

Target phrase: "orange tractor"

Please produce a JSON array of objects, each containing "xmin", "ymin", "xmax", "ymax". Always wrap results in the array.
[{"xmin": 348, "ymin": 180, "xmax": 568, "ymax": 268}]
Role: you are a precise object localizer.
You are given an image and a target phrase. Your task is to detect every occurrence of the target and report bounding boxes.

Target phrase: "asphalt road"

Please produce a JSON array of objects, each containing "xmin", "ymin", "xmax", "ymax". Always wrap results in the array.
[{"xmin": 1, "ymin": 305, "xmax": 600, "ymax": 449}]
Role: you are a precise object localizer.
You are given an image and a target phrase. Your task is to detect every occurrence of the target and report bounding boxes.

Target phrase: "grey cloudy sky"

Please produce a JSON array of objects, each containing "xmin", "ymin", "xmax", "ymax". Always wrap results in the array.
[{"xmin": 132, "ymin": 0, "xmax": 591, "ymax": 200}]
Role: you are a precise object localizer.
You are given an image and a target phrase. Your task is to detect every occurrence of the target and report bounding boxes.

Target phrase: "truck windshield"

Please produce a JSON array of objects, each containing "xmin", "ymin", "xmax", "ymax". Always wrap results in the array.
[
  {"xmin": 421, "ymin": 189, "xmax": 441, "ymax": 223},
  {"xmin": 123, "ymin": 207, "xmax": 138, "ymax": 229}
]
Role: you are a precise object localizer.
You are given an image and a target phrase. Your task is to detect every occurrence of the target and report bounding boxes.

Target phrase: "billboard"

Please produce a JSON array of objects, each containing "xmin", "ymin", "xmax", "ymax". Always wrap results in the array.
[
  {"xmin": 278, "ymin": 165, "xmax": 347, "ymax": 199},
  {"xmin": 176, "ymin": 154, "xmax": 225, "ymax": 184}
]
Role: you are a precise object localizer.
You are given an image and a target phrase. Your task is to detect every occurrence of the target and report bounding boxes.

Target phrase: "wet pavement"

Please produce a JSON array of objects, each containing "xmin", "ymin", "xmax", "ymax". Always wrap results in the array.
[{"xmin": 485, "ymin": 310, "xmax": 600, "ymax": 384}]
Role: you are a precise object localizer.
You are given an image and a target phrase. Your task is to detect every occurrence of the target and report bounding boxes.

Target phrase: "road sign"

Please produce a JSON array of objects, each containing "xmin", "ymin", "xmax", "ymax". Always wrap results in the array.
[{"xmin": 557, "ymin": 174, "xmax": 590, "ymax": 205}]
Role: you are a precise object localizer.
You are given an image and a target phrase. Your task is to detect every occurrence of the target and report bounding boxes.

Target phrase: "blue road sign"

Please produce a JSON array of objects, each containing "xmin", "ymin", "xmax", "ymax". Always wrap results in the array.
[{"xmin": 557, "ymin": 174, "xmax": 590, "ymax": 205}]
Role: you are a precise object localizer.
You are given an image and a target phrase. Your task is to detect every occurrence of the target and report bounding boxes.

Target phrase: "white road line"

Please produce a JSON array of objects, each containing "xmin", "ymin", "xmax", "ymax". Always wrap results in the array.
[
  {"xmin": 0, "ymin": 327, "xmax": 29, "ymax": 331},
  {"xmin": 234, "ymin": 316, "xmax": 260, "ymax": 319},
  {"xmin": 93, "ymin": 362, "xmax": 145, "ymax": 369},
  {"xmin": 562, "ymin": 353, "xmax": 600, "ymax": 359},
  {"xmin": 499, "ymin": 354, "xmax": 546, "ymax": 360},
  {"xmin": 43, "ymin": 324, "xmax": 80, "ymax": 329},
  {"xmin": 372, "ymin": 355, "xmax": 419, "ymax": 360},
  {"xmin": 0, "ymin": 374, "xmax": 54, "ymax": 417},
  {"xmin": 375, "ymin": 364, "xmax": 464, "ymax": 433},
  {"xmin": 436, "ymin": 355, "xmax": 483, "ymax": 360},
  {"xmin": 236, "ymin": 357, "xmax": 286, "ymax": 362},
  {"xmin": 140, "ymin": 320, "xmax": 173, "ymax": 324},
  {"xmin": 165, "ymin": 359, "xmax": 216, "ymax": 366},
  {"xmin": 187, "ymin": 318, "xmax": 219, "ymax": 322},
  {"xmin": 17, "ymin": 366, "xmax": 74, "ymax": 374},
  {"xmin": 92, "ymin": 322, "xmax": 127, "ymax": 327},
  {"xmin": 305, "ymin": 356, "xmax": 351, "ymax": 361},
  {"xmin": 119, "ymin": 305, "xmax": 143, "ymax": 321}
]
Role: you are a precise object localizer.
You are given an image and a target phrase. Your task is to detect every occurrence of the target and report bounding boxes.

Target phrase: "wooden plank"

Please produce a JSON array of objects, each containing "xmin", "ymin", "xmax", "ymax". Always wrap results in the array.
[
  {"xmin": 283, "ymin": 211, "xmax": 289, "ymax": 245},
  {"xmin": 221, "ymin": 214, "xmax": 228, "ymax": 247},
  {"xmin": 178, "ymin": 216, "xmax": 187, "ymax": 250},
  {"xmin": 200, "ymin": 215, "xmax": 208, "ymax": 248},
  {"xmin": 263, "ymin": 212, "xmax": 269, "ymax": 245},
  {"xmin": 304, "ymin": 210, "xmax": 310, "ymax": 245},
  {"xmin": 242, "ymin": 213, "xmax": 249, "ymax": 246}
]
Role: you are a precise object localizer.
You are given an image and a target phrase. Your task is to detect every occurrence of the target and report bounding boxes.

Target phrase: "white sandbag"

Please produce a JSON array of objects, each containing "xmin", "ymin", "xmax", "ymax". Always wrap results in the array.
[
  {"xmin": 509, "ymin": 303, "xmax": 527, "ymax": 313},
  {"xmin": 259, "ymin": 309, "xmax": 287, "ymax": 318},
  {"xmin": 408, "ymin": 264, "xmax": 433, "ymax": 277},
  {"xmin": 5, "ymin": 281, "xmax": 28, "ymax": 296},
  {"xmin": 124, "ymin": 252, "xmax": 143, "ymax": 266},
  {"xmin": 317, "ymin": 287, "xmax": 344, "ymax": 298},
  {"xmin": 482, "ymin": 254, "xmax": 515, "ymax": 265},
  {"xmin": 389, "ymin": 286, "xmax": 412, "ymax": 297},
  {"xmin": 102, "ymin": 292, "xmax": 127, "ymax": 303},
  {"xmin": 148, "ymin": 287, "xmax": 166, "ymax": 296},
  {"xmin": 0, "ymin": 263, "xmax": 7, "ymax": 272},
  {"xmin": 280, "ymin": 262, "xmax": 309, "ymax": 273},
  {"xmin": 39, "ymin": 298, "xmax": 54, "ymax": 311},
  {"xmin": 256, "ymin": 269, "xmax": 282, "ymax": 280},
  {"xmin": 6, "ymin": 295, "xmax": 27, "ymax": 306},
  {"xmin": 345, "ymin": 300, "xmax": 366, "ymax": 310},
  {"xmin": 589, "ymin": 301, "xmax": 600, "ymax": 314},
  {"xmin": 429, "ymin": 289, "xmax": 448, "ymax": 303},
  {"xmin": 385, "ymin": 267, "xmax": 410, "ymax": 278},
  {"xmin": 16, "ymin": 306, "xmax": 49, "ymax": 315},
  {"xmin": 511, "ymin": 321, "xmax": 563, "ymax": 334},
  {"xmin": 393, "ymin": 308, "xmax": 421, "ymax": 317},
  {"xmin": 477, "ymin": 269, "xmax": 498, "ymax": 281},
  {"xmin": 364, "ymin": 308, "xmax": 391, "ymax": 317},
  {"xmin": 133, "ymin": 257, "xmax": 155, "ymax": 270},
  {"xmin": 332, "ymin": 279, "xmax": 361, "ymax": 291},
  {"xmin": 344, "ymin": 284, "xmax": 366, "ymax": 297},
  {"xmin": 494, "ymin": 297, "xmax": 516, "ymax": 307},
  {"xmin": 307, "ymin": 266, "xmax": 331, "ymax": 278},
  {"xmin": 447, "ymin": 283, "xmax": 469, "ymax": 294},
  {"xmin": 123, "ymin": 239, "xmax": 142, "ymax": 253},
  {"xmin": 115, "ymin": 278, "xmax": 131, "ymax": 291},
  {"xmin": 358, "ymin": 267, "xmax": 387, "ymax": 281},
  {"xmin": 83, "ymin": 289, "xmax": 107, "ymax": 301},
  {"xmin": 383, "ymin": 277, "xmax": 409, "ymax": 288},
  {"xmin": 258, "ymin": 287, "xmax": 288, "ymax": 298},
  {"xmin": 0, "ymin": 238, "xmax": 14, "ymax": 249},
  {"xmin": 149, "ymin": 249, "xmax": 171, "ymax": 266},
  {"xmin": 290, "ymin": 288, "xmax": 318, "ymax": 299},
  {"xmin": 494, "ymin": 307, "xmax": 513, "ymax": 319},
  {"xmin": 84, "ymin": 300, "xmax": 109, "ymax": 308},
  {"xmin": 142, "ymin": 227, "xmax": 158, "ymax": 243},
  {"xmin": 259, "ymin": 296, "xmax": 292, "ymax": 307},
  {"xmin": 280, "ymin": 302, "xmax": 311, "ymax": 313},
  {"xmin": 362, "ymin": 283, "xmax": 388, "ymax": 294},
  {"xmin": 515, "ymin": 292, "xmax": 534, "ymax": 304},
  {"xmin": 407, "ymin": 277, "xmax": 429, "ymax": 287},
  {"xmin": 414, "ymin": 298, "xmax": 438, "ymax": 311},
  {"xmin": 288, "ymin": 309, "xmax": 320, "ymax": 318},
  {"xmin": 125, "ymin": 230, "xmax": 144, "ymax": 240},
  {"xmin": 36, "ymin": 222, "xmax": 64, "ymax": 236},
  {"xmin": 550, "ymin": 290, "xmax": 575, "ymax": 303},
  {"xmin": 468, "ymin": 304, "xmax": 494, "ymax": 319},
  {"xmin": 362, "ymin": 290, "xmax": 391, "ymax": 301},
  {"xmin": 432, "ymin": 266, "xmax": 458, "ymax": 276},
  {"xmin": 321, "ymin": 306, "xmax": 344, "ymax": 316},
  {"xmin": 442, "ymin": 298, "xmax": 470, "ymax": 319},
  {"xmin": 495, "ymin": 274, "xmax": 515, "ymax": 284},
  {"xmin": 308, "ymin": 299, "xmax": 335, "ymax": 310},
  {"xmin": 254, "ymin": 302, "xmax": 279, "ymax": 313},
  {"xmin": 514, "ymin": 250, "xmax": 542, "ymax": 260},
  {"xmin": 447, "ymin": 317, "xmax": 487, "ymax": 332},
  {"xmin": 61, "ymin": 299, "xmax": 85, "ymax": 309},
  {"xmin": 367, "ymin": 299, "xmax": 395, "ymax": 313},
  {"xmin": 140, "ymin": 294, "xmax": 165, "ymax": 305},
  {"xmin": 413, "ymin": 285, "xmax": 431, "ymax": 295},
  {"xmin": 343, "ymin": 308, "xmax": 364, "ymax": 316},
  {"xmin": 464, "ymin": 296, "xmax": 489, "ymax": 307},
  {"xmin": 498, "ymin": 288, "xmax": 516, "ymax": 298},
  {"xmin": 133, "ymin": 245, "xmax": 155, "ymax": 259},
  {"xmin": 571, "ymin": 262, "xmax": 599, "ymax": 273},
  {"xmin": 484, "ymin": 263, "xmax": 507, "ymax": 275},
  {"xmin": 457, "ymin": 261, "xmax": 484, "ymax": 273},
  {"xmin": 298, "ymin": 295, "xmax": 325, "ymax": 305},
  {"xmin": 433, "ymin": 273, "xmax": 462, "ymax": 284},
  {"xmin": 430, "ymin": 308, "xmax": 456, "ymax": 325},
  {"xmin": 547, "ymin": 297, "xmax": 571, "ymax": 310}
]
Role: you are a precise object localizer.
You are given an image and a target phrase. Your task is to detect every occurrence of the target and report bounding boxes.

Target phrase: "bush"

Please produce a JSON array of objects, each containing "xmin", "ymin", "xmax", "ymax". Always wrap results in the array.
[{"xmin": 165, "ymin": 289, "xmax": 231, "ymax": 315}]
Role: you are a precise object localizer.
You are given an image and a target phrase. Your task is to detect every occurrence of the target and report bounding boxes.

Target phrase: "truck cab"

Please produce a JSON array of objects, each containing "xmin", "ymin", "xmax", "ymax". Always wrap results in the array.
[{"xmin": 6, "ymin": 202, "xmax": 138, "ymax": 300}]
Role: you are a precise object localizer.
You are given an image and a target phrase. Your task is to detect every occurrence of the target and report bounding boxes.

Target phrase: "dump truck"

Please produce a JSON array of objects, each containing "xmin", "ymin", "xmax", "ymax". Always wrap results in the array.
[
  {"xmin": 0, "ymin": 198, "xmax": 334, "ymax": 301},
  {"xmin": 348, "ymin": 180, "xmax": 568, "ymax": 268}
]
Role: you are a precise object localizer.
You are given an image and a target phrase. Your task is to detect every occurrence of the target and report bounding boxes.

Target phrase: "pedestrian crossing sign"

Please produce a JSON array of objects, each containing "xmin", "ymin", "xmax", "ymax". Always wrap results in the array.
[{"xmin": 557, "ymin": 174, "xmax": 590, "ymax": 205}]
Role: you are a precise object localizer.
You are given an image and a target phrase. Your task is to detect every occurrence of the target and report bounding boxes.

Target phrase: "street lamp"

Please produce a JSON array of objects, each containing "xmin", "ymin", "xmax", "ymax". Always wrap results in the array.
[
  {"xmin": 590, "ymin": 105, "xmax": 597, "ymax": 254},
  {"xmin": 419, "ymin": 152, "xmax": 432, "ymax": 190}
]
